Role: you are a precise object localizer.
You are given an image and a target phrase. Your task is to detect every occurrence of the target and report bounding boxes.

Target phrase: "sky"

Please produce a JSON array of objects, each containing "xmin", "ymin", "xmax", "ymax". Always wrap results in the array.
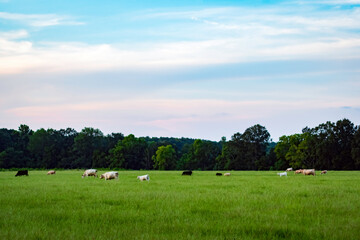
[{"xmin": 1, "ymin": 0, "xmax": 360, "ymax": 141}]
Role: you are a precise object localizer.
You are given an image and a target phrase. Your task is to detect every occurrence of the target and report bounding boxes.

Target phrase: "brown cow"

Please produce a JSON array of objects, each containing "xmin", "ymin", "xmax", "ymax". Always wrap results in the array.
[
  {"xmin": 294, "ymin": 169, "xmax": 303, "ymax": 174},
  {"xmin": 47, "ymin": 170, "xmax": 56, "ymax": 175},
  {"xmin": 302, "ymin": 169, "xmax": 316, "ymax": 176},
  {"xmin": 321, "ymin": 170, "xmax": 327, "ymax": 175}
]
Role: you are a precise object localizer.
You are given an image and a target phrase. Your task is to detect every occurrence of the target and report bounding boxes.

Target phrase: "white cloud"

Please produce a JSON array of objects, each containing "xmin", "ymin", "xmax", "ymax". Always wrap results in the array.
[
  {"xmin": 295, "ymin": 0, "xmax": 360, "ymax": 5},
  {"xmin": 0, "ymin": 30, "xmax": 28, "ymax": 39},
  {"xmin": 0, "ymin": 12, "xmax": 84, "ymax": 27}
]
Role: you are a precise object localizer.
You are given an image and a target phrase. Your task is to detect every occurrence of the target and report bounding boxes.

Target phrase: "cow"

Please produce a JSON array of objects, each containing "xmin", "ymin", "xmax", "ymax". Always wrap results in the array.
[
  {"xmin": 100, "ymin": 171, "xmax": 119, "ymax": 180},
  {"xmin": 137, "ymin": 174, "xmax": 150, "ymax": 181},
  {"xmin": 302, "ymin": 169, "xmax": 316, "ymax": 176},
  {"xmin": 15, "ymin": 170, "xmax": 28, "ymax": 177},
  {"xmin": 216, "ymin": 173, "xmax": 222, "ymax": 176},
  {"xmin": 82, "ymin": 169, "xmax": 97, "ymax": 178},
  {"xmin": 224, "ymin": 173, "xmax": 231, "ymax": 176},
  {"xmin": 47, "ymin": 170, "xmax": 56, "ymax": 175},
  {"xmin": 286, "ymin": 168, "xmax": 293, "ymax": 171},
  {"xmin": 321, "ymin": 170, "xmax": 327, "ymax": 175},
  {"xmin": 182, "ymin": 170, "xmax": 192, "ymax": 176},
  {"xmin": 295, "ymin": 169, "xmax": 304, "ymax": 174},
  {"xmin": 277, "ymin": 172, "xmax": 287, "ymax": 177}
]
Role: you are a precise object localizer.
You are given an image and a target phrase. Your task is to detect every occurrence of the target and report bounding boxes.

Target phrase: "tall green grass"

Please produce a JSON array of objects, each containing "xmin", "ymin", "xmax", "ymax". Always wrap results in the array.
[{"xmin": 0, "ymin": 171, "xmax": 359, "ymax": 239}]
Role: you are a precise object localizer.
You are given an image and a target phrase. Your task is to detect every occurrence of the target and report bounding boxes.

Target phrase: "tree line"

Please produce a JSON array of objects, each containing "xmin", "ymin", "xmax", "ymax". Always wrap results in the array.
[{"xmin": 1, "ymin": 119, "xmax": 359, "ymax": 170}]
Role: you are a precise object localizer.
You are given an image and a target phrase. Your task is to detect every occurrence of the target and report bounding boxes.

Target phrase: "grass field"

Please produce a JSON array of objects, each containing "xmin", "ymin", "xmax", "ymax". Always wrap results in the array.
[{"xmin": 0, "ymin": 170, "xmax": 359, "ymax": 240}]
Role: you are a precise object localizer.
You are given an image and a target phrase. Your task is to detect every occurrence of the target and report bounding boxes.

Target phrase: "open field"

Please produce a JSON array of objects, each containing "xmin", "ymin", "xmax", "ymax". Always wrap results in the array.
[{"xmin": 0, "ymin": 170, "xmax": 359, "ymax": 240}]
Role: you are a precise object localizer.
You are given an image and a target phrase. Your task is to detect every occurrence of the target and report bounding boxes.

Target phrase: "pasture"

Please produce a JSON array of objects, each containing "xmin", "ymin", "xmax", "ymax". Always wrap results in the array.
[{"xmin": 0, "ymin": 171, "xmax": 359, "ymax": 240}]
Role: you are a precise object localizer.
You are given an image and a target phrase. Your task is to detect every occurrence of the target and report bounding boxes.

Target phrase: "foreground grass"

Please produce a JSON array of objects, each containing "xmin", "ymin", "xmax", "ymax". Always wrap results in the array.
[{"xmin": 0, "ymin": 170, "xmax": 359, "ymax": 240}]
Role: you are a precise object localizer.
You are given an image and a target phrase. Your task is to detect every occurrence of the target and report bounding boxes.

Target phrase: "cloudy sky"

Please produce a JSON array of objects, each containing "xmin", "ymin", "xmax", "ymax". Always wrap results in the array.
[{"xmin": 1, "ymin": 0, "xmax": 360, "ymax": 141}]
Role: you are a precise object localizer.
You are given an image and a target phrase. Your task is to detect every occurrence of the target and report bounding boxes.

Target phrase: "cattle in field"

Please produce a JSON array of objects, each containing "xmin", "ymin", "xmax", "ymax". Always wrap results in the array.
[
  {"xmin": 295, "ymin": 169, "xmax": 303, "ymax": 174},
  {"xmin": 277, "ymin": 172, "xmax": 287, "ymax": 177},
  {"xmin": 15, "ymin": 170, "xmax": 28, "ymax": 177},
  {"xmin": 47, "ymin": 170, "xmax": 56, "ymax": 175},
  {"xmin": 182, "ymin": 170, "xmax": 192, "ymax": 176},
  {"xmin": 216, "ymin": 173, "xmax": 222, "ymax": 176},
  {"xmin": 321, "ymin": 170, "xmax": 327, "ymax": 175},
  {"xmin": 100, "ymin": 171, "xmax": 119, "ymax": 180},
  {"xmin": 82, "ymin": 169, "xmax": 97, "ymax": 178},
  {"xmin": 224, "ymin": 173, "xmax": 231, "ymax": 176},
  {"xmin": 302, "ymin": 169, "xmax": 316, "ymax": 176},
  {"xmin": 137, "ymin": 174, "xmax": 150, "ymax": 181},
  {"xmin": 286, "ymin": 168, "xmax": 293, "ymax": 171}
]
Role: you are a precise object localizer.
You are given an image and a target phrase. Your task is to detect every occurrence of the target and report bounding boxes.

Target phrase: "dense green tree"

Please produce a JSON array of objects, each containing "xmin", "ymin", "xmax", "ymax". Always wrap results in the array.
[
  {"xmin": 216, "ymin": 125, "xmax": 270, "ymax": 170},
  {"xmin": 73, "ymin": 127, "xmax": 104, "ymax": 168},
  {"xmin": 153, "ymin": 145, "xmax": 177, "ymax": 170},
  {"xmin": 179, "ymin": 139, "xmax": 220, "ymax": 170},
  {"xmin": 352, "ymin": 126, "xmax": 360, "ymax": 169},
  {"xmin": 109, "ymin": 134, "xmax": 147, "ymax": 169}
]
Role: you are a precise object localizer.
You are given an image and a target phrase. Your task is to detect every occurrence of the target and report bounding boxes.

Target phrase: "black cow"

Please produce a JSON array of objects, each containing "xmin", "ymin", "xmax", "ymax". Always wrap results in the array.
[
  {"xmin": 15, "ymin": 170, "xmax": 28, "ymax": 177},
  {"xmin": 182, "ymin": 170, "xmax": 192, "ymax": 176},
  {"xmin": 216, "ymin": 173, "xmax": 222, "ymax": 176}
]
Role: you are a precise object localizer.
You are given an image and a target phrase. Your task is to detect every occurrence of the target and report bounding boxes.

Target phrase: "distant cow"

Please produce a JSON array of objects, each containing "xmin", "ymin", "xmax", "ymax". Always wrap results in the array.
[
  {"xmin": 100, "ymin": 171, "xmax": 119, "ymax": 180},
  {"xmin": 286, "ymin": 168, "xmax": 293, "ymax": 171},
  {"xmin": 15, "ymin": 170, "xmax": 28, "ymax": 177},
  {"xmin": 82, "ymin": 169, "xmax": 97, "ymax": 178},
  {"xmin": 295, "ymin": 169, "xmax": 303, "ymax": 174},
  {"xmin": 216, "ymin": 173, "xmax": 222, "ymax": 176},
  {"xmin": 302, "ymin": 169, "xmax": 316, "ymax": 176},
  {"xmin": 137, "ymin": 174, "xmax": 150, "ymax": 181},
  {"xmin": 321, "ymin": 170, "xmax": 327, "ymax": 175},
  {"xmin": 182, "ymin": 170, "xmax": 192, "ymax": 176},
  {"xmin": 224, "ymin": 173, "xmax": 231, "ymax": 176},
  {"xmin": 47, "ymin": 170, "xmax": 56, "ymax": 175},
  {"xmin": 277, "ymin": 172, "xmax": 287, "ymax": 177}
]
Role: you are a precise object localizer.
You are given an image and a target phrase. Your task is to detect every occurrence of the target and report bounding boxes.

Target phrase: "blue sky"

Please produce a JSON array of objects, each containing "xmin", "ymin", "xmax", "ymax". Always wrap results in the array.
[{"xmin": 1, "ymin": 0, "xmax": 360, "ymax": 141}]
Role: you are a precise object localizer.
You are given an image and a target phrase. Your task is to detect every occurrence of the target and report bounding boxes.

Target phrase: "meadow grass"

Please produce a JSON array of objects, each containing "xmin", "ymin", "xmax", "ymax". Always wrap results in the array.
[{"xmin": 0, "ymin": 170, "xmax": 359, "ymax": 240}]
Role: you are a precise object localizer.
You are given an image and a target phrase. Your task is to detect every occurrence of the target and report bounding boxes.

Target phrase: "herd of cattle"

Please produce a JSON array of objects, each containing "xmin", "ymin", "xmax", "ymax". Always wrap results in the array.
[
  {"xmin": 276, "ymin": 168, "xmax": 327, "ymax": 177},
  {"xmin": 14, "ymin": 168, "xmax": 327, "ymax": 178}
]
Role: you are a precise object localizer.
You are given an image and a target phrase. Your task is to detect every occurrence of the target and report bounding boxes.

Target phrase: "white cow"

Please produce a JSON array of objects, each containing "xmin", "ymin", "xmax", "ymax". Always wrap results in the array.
[
  {"xmin": 277, "ymin": 172, "xmax": 287, "ymax": 177},
  {"xmin": 100, "ymin": 171, "xmax": 119, "ymax": 180},
  {"xmin": 286, "ymin": 168, "xmax": 293, "ymax": 171},
  {"xmin": 82, "ymin": 169, "xmax": 97, "ymax": 178},
  {"xmin": 137, "ymin": 174, "xmax": 150, "ymax": 181},
  {"xmin": 224, "ymin": 173, "xmax": 231, "ymax": 176}
]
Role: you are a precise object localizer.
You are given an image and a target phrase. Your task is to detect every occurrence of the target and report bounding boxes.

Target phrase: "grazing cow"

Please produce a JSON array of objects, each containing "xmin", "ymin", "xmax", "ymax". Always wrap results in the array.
[
  {"xmin": 277, "ymin": 172, "xmax": 287, "ymax": 177},
  {"xmin": 15, "ymin": 170, "xmax": 28, "ymax": 177},
  {"xmin": 286, "ymin": 168, "xmax": 293, "ymax": 171},
  {"xmin": 216, "ymin": 173, "xmax": 222, "ymax": 176},
  {"xmin": 295, "ymin": 169, "xmax": 303, "ymax": 174},
  {"xmin": 182, "ymin": 170, "xmax": 192, "ymax": 176},
  {"xmin": 82, "ymin": 169, "xmax": 97, "ymax": 178},
  {"xmin": 47, "ymin": 170, "xmax": 56, "ymax": 175},
  {"xmin": 302, "ymin": 169, "xmax": 316, "ymax": 176},
  {"xmin": 321, "ymin": 170, "xmax": 327, "ymax": 175},
  {"xmin": 137, "ymin": 174, "xmax": 150, "ymax": 181},
  {"xmin": 224, "ymin": 173, "xmax": 231, "ymax": 176},
  {"xmin": 100, "ymin": 171, "xmax": 119, "ymax": 180}
]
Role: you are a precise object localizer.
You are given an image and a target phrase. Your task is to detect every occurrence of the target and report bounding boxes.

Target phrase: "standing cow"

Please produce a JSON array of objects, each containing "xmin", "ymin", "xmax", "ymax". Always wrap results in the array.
[
  {"xmin": 182, "ymin": 170, "xmax": 192, "ymax": 176},
  {"xmin": 137, "ymin": 174, "xmax": 150, "ymax": 181},
  {"xmin": 15, "ymin": 170, "xmax": 28, "ymax": 177},
  {"xmin": 100, "ymin": 171, "xmax": 119, "ymax": 180},
  {"xmin": 82, "ymin": 169, "xmax": 97, "ymax": 178},
  {"xmin": 302, "ymin": 169, "xmax": 316, "ymax": 176}
]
